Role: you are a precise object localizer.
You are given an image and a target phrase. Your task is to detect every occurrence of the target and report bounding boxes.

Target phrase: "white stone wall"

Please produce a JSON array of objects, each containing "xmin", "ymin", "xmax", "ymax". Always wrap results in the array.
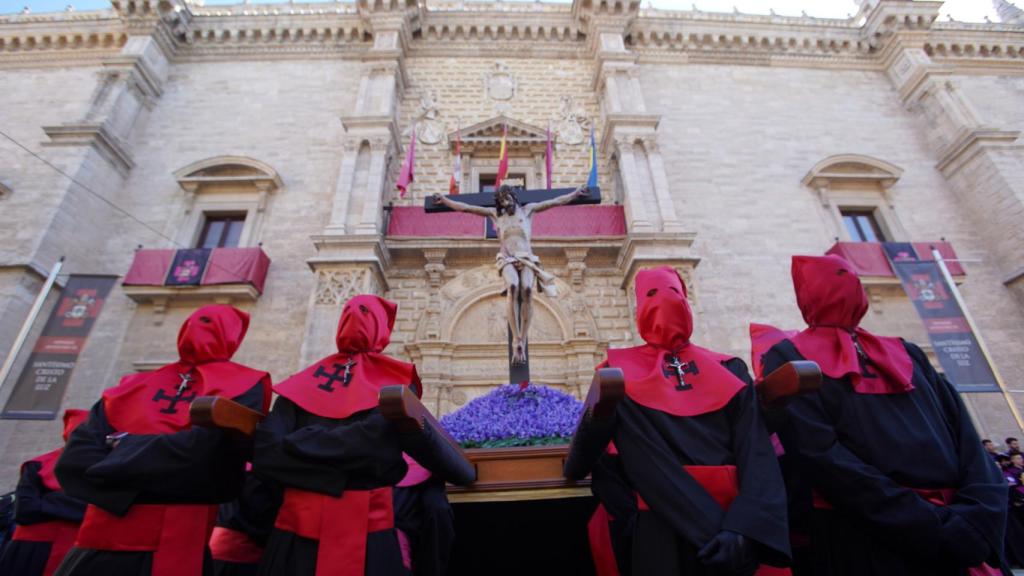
[{"xmin": 1, "ymin": 0, "xmax": 1023, "ymax": 485}]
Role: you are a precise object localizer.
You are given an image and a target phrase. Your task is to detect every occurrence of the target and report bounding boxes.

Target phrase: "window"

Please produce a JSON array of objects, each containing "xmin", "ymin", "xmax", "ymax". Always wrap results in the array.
[
  {"xmin": 479, "ymin": 173, "xmax": 526, "ymax": 194},
  {"xmin": 197, "ymin": 213, "xmax": 246, "ymax": 248},
  {"xmin": 841, "ymin": 209, "xmax": 885, "ymax": 242}
]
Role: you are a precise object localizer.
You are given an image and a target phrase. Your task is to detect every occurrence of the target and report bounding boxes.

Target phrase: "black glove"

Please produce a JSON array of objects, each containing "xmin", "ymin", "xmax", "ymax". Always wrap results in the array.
[
  {"xmin": 936, "ymin": 509, "xmax": 990, "ymax": 568},
  {"xmin": 697, "ymin": 530, "xmax": 758, "ymax": 576}
]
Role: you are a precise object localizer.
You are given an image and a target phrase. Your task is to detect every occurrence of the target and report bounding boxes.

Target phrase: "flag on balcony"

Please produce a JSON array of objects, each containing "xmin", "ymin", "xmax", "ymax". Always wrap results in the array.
[
  {"xmin": 586, "ymin": 123, "xmax": 598, "ymax": 189},
  {"xmin": 396, "ymin": 125, "xmax": 416, "ymax": 198},
  {"xmin": 545, "ymin": 121, "xmax": 553, "ymax": 190},
  {"xmin": 449, "ymin": 124, "xmax": 462, "ymax": 195},
  {"xmin": 494, "ymin": 123, "xmax": 509, "ymax": 189}
]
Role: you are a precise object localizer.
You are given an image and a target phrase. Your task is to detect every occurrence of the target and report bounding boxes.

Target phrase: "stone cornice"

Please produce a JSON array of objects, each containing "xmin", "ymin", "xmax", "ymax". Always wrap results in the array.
[
  {"xmin": 935, "ymin": 128, "xmax": 1022, "ymax": 177},
  {"xmin": 41, "ymin": 123, "xmax": 135, "ymax": 176},
  {"xmin": 1, "ymin": 1, "xmax": 1022, "ymax": 72}
]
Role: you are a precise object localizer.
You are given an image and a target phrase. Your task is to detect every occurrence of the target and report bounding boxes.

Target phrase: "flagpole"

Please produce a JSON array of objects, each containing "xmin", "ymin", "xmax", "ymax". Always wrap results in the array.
[
  {"xmin": 0, "ymin": 258, "xmax": 64, "ymax": 394},
  {"xmin": 931, "ymin": 246, "xmax": 1024, "ymax": 431}
]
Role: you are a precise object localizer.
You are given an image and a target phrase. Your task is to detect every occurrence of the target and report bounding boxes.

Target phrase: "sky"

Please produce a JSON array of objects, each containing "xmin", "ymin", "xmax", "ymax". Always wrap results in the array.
[{"xmin": 0, "ymin": 0, "xmax": 1001, "ymax": 23}]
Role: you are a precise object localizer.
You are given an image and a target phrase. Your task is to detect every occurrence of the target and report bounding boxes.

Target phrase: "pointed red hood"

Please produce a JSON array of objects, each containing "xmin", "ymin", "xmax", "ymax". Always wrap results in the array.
[
  {"xmin": 335, "ymin": 295, "xmax": 397, "ymax": 354},
  {"xmin": 177, "ymin": 304, "xmax": 249, "ymax": 365},
  {"xmin": 276, "ymin": 294, "xmax": 421, "ymax": 419},
  {"xmin": 604, "ymin": 267, "xmax": 746, "ymax": 417},
  {"xmin": 789, "ymin": 255, "xmax": 914, "ymax": 394},
  {"xmin": 635, "ymin": 266, "xmax": 693, "ymax": 352},
  {"xmin": 103, "ymin": 304, "xmax": 269, "ymax": 434}
]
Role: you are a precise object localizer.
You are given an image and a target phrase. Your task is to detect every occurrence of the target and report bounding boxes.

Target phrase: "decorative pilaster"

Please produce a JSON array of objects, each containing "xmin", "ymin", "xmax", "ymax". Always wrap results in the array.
[
  {"xmin": 577, "ymin": 0, "xmax": 684, "ymax": 235},
  {"xmin": 41, "ymin": 0, "xmax": 179, "ymax": 176},
  {"xmin": 868, "ymin": 0, "xmax": 1024, "ymax": 295}
]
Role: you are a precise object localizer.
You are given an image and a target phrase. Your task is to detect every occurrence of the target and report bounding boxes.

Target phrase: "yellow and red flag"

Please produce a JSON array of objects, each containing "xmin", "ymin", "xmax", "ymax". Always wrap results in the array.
[{"xmin": 494, "ymin": 123, "xmax": 509, "ymax": 189}]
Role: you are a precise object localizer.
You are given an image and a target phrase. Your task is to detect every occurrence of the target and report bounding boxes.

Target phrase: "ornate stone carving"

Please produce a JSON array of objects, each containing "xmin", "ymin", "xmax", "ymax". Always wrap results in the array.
[
  {"xmin": 564, "ymin": 247, "xmax": 588, "ymax": 290},
  {"xmin": 484, "ymin": 61, "xmax": 516, "ymax": 101},
  {"xmin": 555, "ymin": 95, "xmax": 586, "ymax": 146},
  {"xmin": 314, "ymin": 268, "xmax": 376, "ymax": 306},
  {"xmin": 415, "ymin": 91, "xmax": 445, "ymax": 145}
]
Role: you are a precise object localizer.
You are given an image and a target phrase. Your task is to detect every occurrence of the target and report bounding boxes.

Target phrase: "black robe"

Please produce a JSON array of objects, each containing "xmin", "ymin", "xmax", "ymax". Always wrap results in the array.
[
  {"xmin": 593, "ymin": 357, "xmax": 790, "ymax": 575},
  {"xmin": 763, "ymin": 339, "xmax": 1008, "ymax": 576},
  {"xmin": 0, "ymin": 460, "xmax": 86, "ymax": 576},
  {"xmin": 253, "ymin": 397, "xmax": 409, "ymax": 576},
  {"xmin": 53, "ymin": 382, "xmax": 265, "ymax": 576},
  {"xmin": 1004, "ymin": 484, "xmax": 1024, "ymax": 569},
  {"xmin": 393, "ymin": 478, "xmax": 455, "ymax": 576},
  {"xmin": 212, "ymin": 473, "xmax": 283, "ymax": 576}
]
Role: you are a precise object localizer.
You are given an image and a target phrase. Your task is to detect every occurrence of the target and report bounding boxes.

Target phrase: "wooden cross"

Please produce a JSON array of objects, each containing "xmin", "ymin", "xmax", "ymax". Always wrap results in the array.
[
  {"xmin": 314, "ymin": 359, "xmax": 357, "ymax": 393},
  {"xmin": 663, "ymin": 356, "xmax": 699, "ymax": 391},
  {"xmin": 423, "ymin": 186, "xmax": 602, "ymax": 213}
]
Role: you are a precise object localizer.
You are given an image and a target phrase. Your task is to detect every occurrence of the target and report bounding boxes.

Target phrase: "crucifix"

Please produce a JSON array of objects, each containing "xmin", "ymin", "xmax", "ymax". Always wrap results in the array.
[
  {"xmin": 663, "ymin": 355, "xmax": 699, "ymax": 391},
  {"xmin": 849, "ymin": 332, "xmax": 878, "ymax": 378},
  {"xmin": 314, "ymin": 359, "xmax": 357, "ymax": 393},
  {"xmin": 428, "ymin": 185, "xmax": 601, "ymax": 384}
]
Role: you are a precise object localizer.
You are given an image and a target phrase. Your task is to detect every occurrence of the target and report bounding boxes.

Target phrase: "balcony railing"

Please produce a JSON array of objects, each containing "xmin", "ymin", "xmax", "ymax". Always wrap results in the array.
[
  {"xmin": 122, "ymin": 246, "xmax": 270, "ymax": 304},
  {"xmin": 826, "ymin": 241, "xmax": 965, "ymax": 277}
]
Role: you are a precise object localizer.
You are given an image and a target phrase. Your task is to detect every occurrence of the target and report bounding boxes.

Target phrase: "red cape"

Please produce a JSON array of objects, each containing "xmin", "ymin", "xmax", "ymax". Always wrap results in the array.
[
  {"xmin": 274, "ymin": 294, "xmax": 421, "ymax": 419},
  {"xmin": 607, "ymin": 344, "xmax": 746, "ymax": 417},
  {"xmin": 790, "ymin": 255, "xmax": 913, "ymax": 394},
  {"xmin": 103, "ymin": 305, "xmax": 270, "ymax": 433}
]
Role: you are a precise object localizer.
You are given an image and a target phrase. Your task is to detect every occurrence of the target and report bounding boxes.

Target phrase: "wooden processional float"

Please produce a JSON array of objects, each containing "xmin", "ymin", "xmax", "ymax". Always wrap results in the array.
[{"xmin": 188, "ymin": 359, "xmax": 820, "ymax": 501}]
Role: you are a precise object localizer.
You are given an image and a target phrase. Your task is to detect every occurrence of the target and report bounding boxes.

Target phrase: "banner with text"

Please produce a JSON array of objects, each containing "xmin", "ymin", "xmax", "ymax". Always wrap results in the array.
[
  {"xmin": 2, "ymin": 275, "xmax": 118, "ymax": 419},
  {"xmin": 882, "ymin": 243, "xmax": 1000, "ymax": 393}
]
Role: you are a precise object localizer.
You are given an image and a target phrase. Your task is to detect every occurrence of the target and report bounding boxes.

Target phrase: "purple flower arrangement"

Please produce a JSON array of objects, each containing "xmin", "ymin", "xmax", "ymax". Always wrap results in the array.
[{"xmin": 439, "ymin": 384, "xmax": 583, "ymax": 449}]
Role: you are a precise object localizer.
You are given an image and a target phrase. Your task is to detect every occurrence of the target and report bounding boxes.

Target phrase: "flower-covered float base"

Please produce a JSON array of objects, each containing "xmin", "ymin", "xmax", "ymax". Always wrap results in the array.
[
  {"xmin": 438, "ymin": 384, "xmax": 590, "ymax": 496},
  {"xmin": 440, "ymin": 384, "xmax": 583, "ymax": 449}
]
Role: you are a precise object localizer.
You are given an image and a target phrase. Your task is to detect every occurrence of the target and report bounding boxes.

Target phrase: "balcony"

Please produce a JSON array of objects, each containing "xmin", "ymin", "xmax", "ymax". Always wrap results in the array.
[
  {"xmin": 826, "ymin": 241, "xmax": 965, "ymax": 290},
  {"xmin": 122, "ymin": 247, "xmax": 271, "ymax": 306}
]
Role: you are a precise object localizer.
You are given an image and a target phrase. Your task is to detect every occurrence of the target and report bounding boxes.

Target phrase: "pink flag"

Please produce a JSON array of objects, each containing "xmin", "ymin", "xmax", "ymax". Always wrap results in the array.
[
  {"xmin": 449, "ymin": 125, "xmax": 462, "ymax": 195},
  {"xmin": 545, "ymin": 122, "xmax": 553, "ymax": 191},
  {"xmin": 396, "ymin": 126, "xmax": 416, "ymax": 198}
]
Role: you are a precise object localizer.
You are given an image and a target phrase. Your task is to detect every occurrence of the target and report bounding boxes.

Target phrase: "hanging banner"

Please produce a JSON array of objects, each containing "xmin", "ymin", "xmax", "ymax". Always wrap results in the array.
[
  {"xmin": 882, "ymin": 243, "xmax": 1000, "ymax": 393},
  {"xmin": 2, "ymin": 275, "xmax": 118, "ymax": 419},
  {"xmin": 165, "ymin": 248, "xmax": 210, "ymax": 286}
]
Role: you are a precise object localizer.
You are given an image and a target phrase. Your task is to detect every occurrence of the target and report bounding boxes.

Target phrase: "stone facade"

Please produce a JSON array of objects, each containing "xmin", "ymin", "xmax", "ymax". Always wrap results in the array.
[{"xmin": 1, "ymin": 0, "xmax": 1023, "ymax": 485}]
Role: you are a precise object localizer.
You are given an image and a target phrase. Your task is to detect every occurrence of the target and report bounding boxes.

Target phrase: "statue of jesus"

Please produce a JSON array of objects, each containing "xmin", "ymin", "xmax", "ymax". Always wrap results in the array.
[{"xmin": 432, "ymin": 184, "xmax": 589, "ymax": 365}]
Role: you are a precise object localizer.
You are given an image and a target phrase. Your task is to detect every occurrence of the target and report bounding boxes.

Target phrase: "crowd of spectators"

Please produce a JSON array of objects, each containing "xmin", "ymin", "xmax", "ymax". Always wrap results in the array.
[{"xmin": 985, "ymin": 437, "xmax": 1024, "ymax": 567}]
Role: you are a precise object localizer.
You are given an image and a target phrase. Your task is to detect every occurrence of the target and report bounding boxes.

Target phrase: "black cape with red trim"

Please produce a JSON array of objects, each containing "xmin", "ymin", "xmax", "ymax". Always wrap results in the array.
[
  {"xmin": 393, "ymin": 470, "xmax": 454, "ymax": 576},
  {"xmin": 252, "ymin": 398, "xmax": 408, "ymax": 576},
  {"xmin": 0, "ymin": 459, "xmax": 86, "ymax": 576},
  {"xmin": 211, "ymin": 472, "xmax": 282, "ymax": 576},
  {"xmin": 764, "ymin": 338, "xmax": 1010, "ymax": 576},
  {"xmin": 53, "ymin": 383, "xmax": 266, "ymax": 576},
  {"xmin": 54, "ymin": 305, "xmax": 269, "ymax": 576},
  {"xmin": 592, "ymin": 357, "xmax": 791, "ymax": 575},
  {"xmin": 253, "ymin": 295, "xmax": 415, "ymax": 576}
]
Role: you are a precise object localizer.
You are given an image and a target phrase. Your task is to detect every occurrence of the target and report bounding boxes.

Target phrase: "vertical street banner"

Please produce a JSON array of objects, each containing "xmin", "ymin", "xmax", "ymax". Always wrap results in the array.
[
  {"xmin": 2, "ymin": 275, "xmax": 118, "ymax": 419},
  {"xmin": 882, "ymin": 243, "xmax": 1000, "ymax": 393}
]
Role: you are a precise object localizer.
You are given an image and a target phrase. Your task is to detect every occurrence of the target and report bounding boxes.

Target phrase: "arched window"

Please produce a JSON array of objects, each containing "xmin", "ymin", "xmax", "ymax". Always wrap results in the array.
[
  {"xmin": 173, "ymin": 156, "xmax": 282, "ymax": 248},
  {"xmin": 802, "ymin": 154, "xmax": 906, "ymax": 242}
]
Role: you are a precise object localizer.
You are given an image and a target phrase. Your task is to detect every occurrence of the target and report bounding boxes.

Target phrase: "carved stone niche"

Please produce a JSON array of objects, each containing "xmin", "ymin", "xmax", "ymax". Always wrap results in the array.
[{"xmin": 298, "ymin": 264, "xmax": 387, "ymax": 366}]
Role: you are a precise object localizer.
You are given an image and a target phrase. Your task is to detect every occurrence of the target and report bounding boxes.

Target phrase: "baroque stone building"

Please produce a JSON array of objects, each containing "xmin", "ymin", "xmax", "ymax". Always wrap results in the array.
[{"xmin": 1, "ymin": 0, "xmax": 1023, "ymax": 485}]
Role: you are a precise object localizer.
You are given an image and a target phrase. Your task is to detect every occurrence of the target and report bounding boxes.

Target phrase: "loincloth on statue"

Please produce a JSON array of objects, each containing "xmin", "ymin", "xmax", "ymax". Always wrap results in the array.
[{"xmin": 495, "ymin": 252, "xmax": 558, "ymax": 298}]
